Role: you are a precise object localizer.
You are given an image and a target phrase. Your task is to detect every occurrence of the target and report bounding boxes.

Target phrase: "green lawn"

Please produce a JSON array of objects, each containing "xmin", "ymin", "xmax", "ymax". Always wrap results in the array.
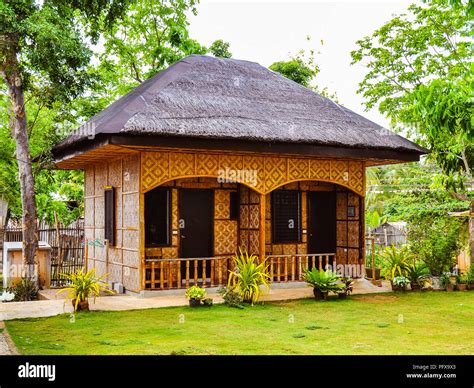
[{"xmin": 5, "ymin": 292, "xmax": 474, "ymax": 355}]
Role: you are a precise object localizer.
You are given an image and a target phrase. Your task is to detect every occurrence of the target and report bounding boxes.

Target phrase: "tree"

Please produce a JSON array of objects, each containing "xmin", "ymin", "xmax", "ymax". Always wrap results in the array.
[
  {"xmin": 269, "ymin": 38, "xmax": 337, "ymax": 100},
  {"xmin": 351, "ymin": 0, "xmax": 472, "ymax": 190},
  {"xmin": 209, "ymin": 39, "xmax": 232, "ymax": 58},
  {"xmin": 98, "ymin": 0, "xmax": 207, "ymax": 98},
  {"xmin": 0, "ymin": 0, "xmax": 129, "ymax": 274}
]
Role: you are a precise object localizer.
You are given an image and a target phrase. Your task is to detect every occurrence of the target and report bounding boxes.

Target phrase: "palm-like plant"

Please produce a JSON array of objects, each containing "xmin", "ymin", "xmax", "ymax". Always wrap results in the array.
[
  {"xmin": 228, "ymin": 249, "xmax": 270, "ymax": 305},
  {"xmin": 57, "ymin": 268, "xmax": 113, "ymax": 311},
  {"xmin": 302, "ymin": 268, "xmax": 341, "ymax": 294},
  {"xmin": 405, "ymin": 262, "xmax": 430, "ymax": 286},
  {"xmin": 380, "ymin": 245, "xmax": 412, "ymax": 280}
]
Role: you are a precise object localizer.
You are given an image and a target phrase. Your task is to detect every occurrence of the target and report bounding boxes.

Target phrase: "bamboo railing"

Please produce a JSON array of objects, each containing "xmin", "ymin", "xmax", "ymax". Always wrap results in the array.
[
  {"xmin": 266, "ymin": 253, "xmax": 336, "ymax": 283},
  {"xmin": 144, "ymin": 256, "xmax": 232, "ymax": 290},
  {"xmin": 144, "ymin": 253, "xmax": 336, "ymax": 290}
]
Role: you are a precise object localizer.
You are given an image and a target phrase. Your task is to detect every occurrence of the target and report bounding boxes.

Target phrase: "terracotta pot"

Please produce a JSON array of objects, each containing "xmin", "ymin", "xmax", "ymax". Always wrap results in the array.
[
  {"xmin": 313, "ymin": 288, "xmax": 328, "ymax": 300},
  {"xmin": 189, "ymin": 298, "xmax": 201, "ymax": 307},
  {"xmin": 72, "ymin": 299, "xmax": 89, "ymax": 311},
  {"xmin": 446, "ymin": 284, "xmax": 453, "ymax": 292},
  {"xmin": 456, "ymin": 284, "xmax": 467, "ymax": 291}
]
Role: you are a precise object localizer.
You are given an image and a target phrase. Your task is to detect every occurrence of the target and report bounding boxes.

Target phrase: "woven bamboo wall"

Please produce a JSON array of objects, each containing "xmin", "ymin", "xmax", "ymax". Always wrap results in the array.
[
  {"xmin": 141, "ymin": 151, "xmax": 365, "ymax": 196},
  {"xmin": 84, "ymin": 153, "xmax": 141, "ymax": 292},
  {"xmin": 238, "ymin": 186, "xmax": 261, "ymax": 256}
]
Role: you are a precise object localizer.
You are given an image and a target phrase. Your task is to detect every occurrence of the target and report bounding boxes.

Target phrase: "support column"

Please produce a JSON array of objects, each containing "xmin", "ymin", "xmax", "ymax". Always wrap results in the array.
[{"xmin": 259, "ymin": 193, "xmax": 266, "ymax": 261}]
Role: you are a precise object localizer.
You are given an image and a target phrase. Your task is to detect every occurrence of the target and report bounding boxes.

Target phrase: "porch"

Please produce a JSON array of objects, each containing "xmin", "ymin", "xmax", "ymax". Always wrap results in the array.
[{"xmin": 144, "ymin": 253, "xmax": 337, "ymax": 290}]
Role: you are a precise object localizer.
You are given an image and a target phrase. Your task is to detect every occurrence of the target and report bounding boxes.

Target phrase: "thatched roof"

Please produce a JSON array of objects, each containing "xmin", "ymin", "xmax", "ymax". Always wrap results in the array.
[{"xmin": 53, "ymin": 55, "xmax": 426, "ymax": 158}]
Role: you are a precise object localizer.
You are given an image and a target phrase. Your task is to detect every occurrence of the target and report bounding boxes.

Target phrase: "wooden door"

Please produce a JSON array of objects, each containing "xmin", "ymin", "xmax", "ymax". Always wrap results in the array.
[{"xmin": 307, "ymin": 191, "xmax": 336, "ymax": 269}]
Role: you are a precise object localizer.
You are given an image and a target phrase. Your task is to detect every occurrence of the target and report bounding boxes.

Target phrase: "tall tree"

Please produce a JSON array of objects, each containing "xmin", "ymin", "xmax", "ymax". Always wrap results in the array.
[
  {"xmin": 0, "ymin": 0, "xmax": 129, "ymax": 274},
  {"xmin": 351, "ymin": 0, "xmax": 472, "ymax": 190},
  {"xmin": 98, "ymin": 0, "xmax": 207, "ymax": 98}
]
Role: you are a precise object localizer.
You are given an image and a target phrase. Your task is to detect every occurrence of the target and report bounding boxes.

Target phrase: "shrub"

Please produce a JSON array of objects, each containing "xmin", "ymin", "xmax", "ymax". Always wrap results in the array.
[
  {"xmin": 302, "ymin": 268, "xmax": 341, "ymax": 293},
  {"xmin": 57, "ymin": 268, "xmax": 112, "ymax": 312},
  {"xmin": 408, "ymin": 217, "xmax": 462, "ymax": 276},
  {"xmin": 405, "ymin": 262, "xmax": 430, "ymax": 285},
  {"xmin": 228, "ymin": 249, "xmax": 270, "ymax": 304},
  {"xmin": 380, "ymin": 245, "xmax": 412, "ymax": 280},
  {"xmin": 185, "ymin": 285, "xmax": 206, "ymax": 300},
  {"xmin": 217, "ymin": 286, "xmax": 244, "ymax": 309},
  {"xmin": 392, "ymin": 276, "xmax": 410, "ymax": 288},
  {"xmin": 11, "ymin": 277, "xmax": 38, "ymax": 301}
]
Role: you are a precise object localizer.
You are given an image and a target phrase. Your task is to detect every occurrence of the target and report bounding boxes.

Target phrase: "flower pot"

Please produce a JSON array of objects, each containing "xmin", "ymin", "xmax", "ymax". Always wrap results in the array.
[
  {"xmin": 456, "ymin": 284, "xmax": 467, "ymax": 291},
  {"xmin": 446, "ymin": 283, "xmax": 453, "ymax": 292},
  {"xmin": 189, "ymin": 298, "xmax": 201, "ymax": 307},
  {"xmin": 72, "ymin": 299, "xmax": 89, "ymax": 311},
  {"xmin": 365, "ymin": 268, "xmax": 380, "ymax": 279},
  {"xmin": 410, "ymin": 283, "xmax": 421, "ymax": 291},
  {"xmin": 338, "ymin": 293, "xmax": 348, "ymax": 299},
  {"xmin": 391, "ymin": 282, "xmax": 406, "ymax": 292},
  {"xmin": 313, "ymin": 288, "xmax": 328, "ymax": 300}
]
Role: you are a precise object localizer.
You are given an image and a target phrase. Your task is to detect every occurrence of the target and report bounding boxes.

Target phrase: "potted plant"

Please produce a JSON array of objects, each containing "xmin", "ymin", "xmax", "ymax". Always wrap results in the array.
[
  {"xmin": 227, "ymin": 249, "xmax": 270, "ymax": 305},
  {"xmin": 456, "ymin": 273, "xmax": 468, "ymax": 291},
  {"xmin": 405, "ymin": 262, "xmax": 429, "ymax": 291},
  {"xmin": 56, "ymin": 268, "xmax": 113, "ymax": 312},
  {"xmin": 380, "ymin": 245, "xmax": 411, "ymax": 291},
  {"xmin": 391, "ymin": 276, "xmax": 410, "ymax": 292},
  {"xmin": 303, "ymin": 268, "xmax": 340, "ymax": 300},
  {"xmin": 185, "ymin": 285, "xmax": 206, "ymax": 307},
  {"xmin": 336, "ymin": 277, "xmax": 354, "ymax": 299},
  {"xmin": 440, "ymin": 272, "xmax": 454, "ymax": 292},
  {"xmin": 466, "ymin": 266, "xmax": 474, "ymax": 290}
]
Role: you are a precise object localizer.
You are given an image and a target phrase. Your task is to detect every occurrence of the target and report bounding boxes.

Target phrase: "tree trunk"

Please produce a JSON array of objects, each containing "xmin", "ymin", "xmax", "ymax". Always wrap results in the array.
[
  {"xmin": 470, "ymin": 201, "xmax": 474, "ymax": 267},
  {"xmin": 1, "ymin": 52, "xmax": 38, "ymax": 277}
]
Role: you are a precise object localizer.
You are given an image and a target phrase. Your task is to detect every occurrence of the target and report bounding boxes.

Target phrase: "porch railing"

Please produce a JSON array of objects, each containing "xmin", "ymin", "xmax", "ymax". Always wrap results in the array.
[
  {"xmin": 145, "ymin": 253, "xmax": 335, "ymax": 290},
  {"xmin": 145, "ymin": 256, "xmax": 232, "ymax": 290},
  {"xmin": 266, "ymin": 253, "xmax": 336, "ymax": 283}
]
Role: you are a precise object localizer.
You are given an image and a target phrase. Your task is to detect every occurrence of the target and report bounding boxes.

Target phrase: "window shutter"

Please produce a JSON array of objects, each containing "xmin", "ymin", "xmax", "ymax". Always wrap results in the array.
[
  {"xmin": 104, "ymin": 187, "xmax": 116, "ymax": 246},
  {"xmin": 271, "ymin": 190, "xmax": 301, "ymax": 243}
]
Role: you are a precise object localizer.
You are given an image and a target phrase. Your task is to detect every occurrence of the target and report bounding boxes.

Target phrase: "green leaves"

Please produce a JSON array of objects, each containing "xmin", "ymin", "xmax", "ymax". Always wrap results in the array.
[
  {"xmin": 227, "ymin": 249, "xmax": 270, "ymax": 305},
  {"xmin": 352, "ymin": 0, "xmax": 472, "ymax": 191}
]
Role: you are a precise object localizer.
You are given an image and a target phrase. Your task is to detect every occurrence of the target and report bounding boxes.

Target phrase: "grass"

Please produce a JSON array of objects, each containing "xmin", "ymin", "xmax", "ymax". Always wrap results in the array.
[{"xmin": 5, "ymin": 292, "xmax": 474, "ymax": 355}]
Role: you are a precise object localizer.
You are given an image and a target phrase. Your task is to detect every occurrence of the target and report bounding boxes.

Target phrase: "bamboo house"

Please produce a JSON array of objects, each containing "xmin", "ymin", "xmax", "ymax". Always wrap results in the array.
[{"xmin": 52, "ymin": 55, "xmax": 426, "ymax": 293}]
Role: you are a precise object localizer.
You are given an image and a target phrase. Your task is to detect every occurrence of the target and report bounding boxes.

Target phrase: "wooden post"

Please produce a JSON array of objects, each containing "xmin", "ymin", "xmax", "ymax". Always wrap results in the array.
[
  {"xmin": 259, "ymin": 193, "xmax": 266, "ymax": 263},
  {"xmin": 371, "ymin": 237, "xmax": 376, "ymax": 280}
]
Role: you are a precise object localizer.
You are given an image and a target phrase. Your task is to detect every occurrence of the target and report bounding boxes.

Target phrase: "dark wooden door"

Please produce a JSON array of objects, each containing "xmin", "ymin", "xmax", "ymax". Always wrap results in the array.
[
  {"xmin": 179, "ymin": 189, "xmax": 214, "ymax": 281},
  {"xmin": 307, "ymin": 191, "xmax": 336, "ymax": 268}
]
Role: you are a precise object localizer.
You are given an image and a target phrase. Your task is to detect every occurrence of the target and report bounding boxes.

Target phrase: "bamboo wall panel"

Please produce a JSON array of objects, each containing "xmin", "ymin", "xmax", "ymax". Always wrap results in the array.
[
  {"xmin": 84, "ymin": 154, "xmax": 141, "ymax": 292},
  {"xmin": 141, "ymin": 151, "xmax": 365, "ymax": 196},
  {"xmin": 214, "ymin": 220, "xmax": 238, "ymax": 255}
]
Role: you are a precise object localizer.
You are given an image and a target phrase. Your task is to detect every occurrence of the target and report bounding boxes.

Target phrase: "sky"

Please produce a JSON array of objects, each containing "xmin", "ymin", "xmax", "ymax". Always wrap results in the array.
[{"xmin": 188, "ymin": 0, "xmax": 416, "ymax": 128}]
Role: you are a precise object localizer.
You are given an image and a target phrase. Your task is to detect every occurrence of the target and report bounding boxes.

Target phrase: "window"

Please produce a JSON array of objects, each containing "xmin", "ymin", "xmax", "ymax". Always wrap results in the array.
[
  {"xmin": 271, "ymin": 190, "xmax": 301, "ymax": 243},
  {"xmin": 229, "ymin": 191, "xmax": 239, "ymax": 220},
  {"xmin": 145, "ymin": 188, "xmax": 171, "ymax": 246},
  {"xmin": 104, "ymin": 187, "xmax": 115, "ymax": 246}
]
